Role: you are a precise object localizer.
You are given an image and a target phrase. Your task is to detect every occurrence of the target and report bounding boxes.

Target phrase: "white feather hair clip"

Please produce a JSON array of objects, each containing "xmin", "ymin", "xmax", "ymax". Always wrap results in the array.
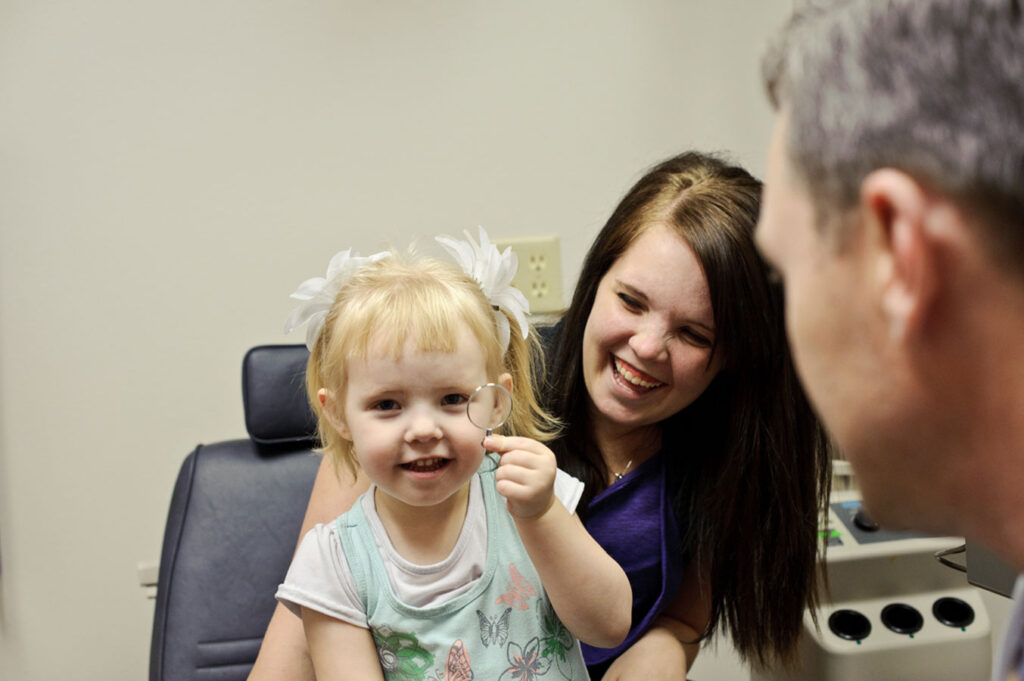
[
  {"xmin": 436, "ymin": 226, "xmax": 530, "ymax": 352},
  {"xmin": 284, "ymin": 227, "xmax": 529, "ymax": 353},
  {"xmin": 283, "ymin": 248, "xmax": 391, "ymax": 350}
]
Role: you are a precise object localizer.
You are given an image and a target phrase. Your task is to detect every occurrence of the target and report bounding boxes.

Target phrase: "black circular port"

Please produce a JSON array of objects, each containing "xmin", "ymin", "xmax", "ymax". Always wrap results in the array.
[
  {"xmin": 828, "ymin": 609, "xmax": 872, "ymax": 641},
  {"xmin": 933, "ymin": 597, "xmax": 975, "ymax": 628},
  {"xmin": 853, "ymin": 508, "xmax": 880, "ymax": 531},
  {"xmin": 881, "ymin": 603, "xmax": 924, "ymax": 635}
]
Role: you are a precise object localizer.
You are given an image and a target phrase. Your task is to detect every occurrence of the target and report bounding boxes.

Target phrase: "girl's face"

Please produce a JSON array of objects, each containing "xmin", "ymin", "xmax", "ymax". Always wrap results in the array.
[
  {"xmin": 582, "ymin": 223, "xmax": 723, "ymax": 440},
  {"xmin": 328, "ymin": 323, "xmax": 493, "ymax": 512}
]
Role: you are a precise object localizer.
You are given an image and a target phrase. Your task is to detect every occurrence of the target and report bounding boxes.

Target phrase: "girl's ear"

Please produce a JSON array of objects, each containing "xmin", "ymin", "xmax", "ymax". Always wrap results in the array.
[
  {"xmin": 498, "ymin": 372, "xmax": 513, "ymax": 394},
  {"xmin": 318, "ymin": 388, "xmax": 352, "ymax": 440}
]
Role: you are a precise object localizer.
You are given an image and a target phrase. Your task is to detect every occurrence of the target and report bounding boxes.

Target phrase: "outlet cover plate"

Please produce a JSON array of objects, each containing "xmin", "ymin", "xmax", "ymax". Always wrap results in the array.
[{"xmin": 493, "ymin": 235, "xmax": 564, "ymax": 314}]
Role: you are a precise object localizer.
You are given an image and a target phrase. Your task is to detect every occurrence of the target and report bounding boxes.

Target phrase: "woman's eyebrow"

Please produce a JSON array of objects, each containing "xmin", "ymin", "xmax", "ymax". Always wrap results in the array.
[
  {"xmin": 616, "ymin": 279, "xmax": 715, "ymax": 334},
  {"xmin": 615, "ymin": 280, "xmax": 649, "ymax": 303}
]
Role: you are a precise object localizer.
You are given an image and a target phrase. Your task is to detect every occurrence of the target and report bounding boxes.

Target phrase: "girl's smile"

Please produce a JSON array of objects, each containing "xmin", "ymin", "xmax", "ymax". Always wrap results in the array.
[{"xmin": 400, "ymin": 457, "xmax": 453, "ymax": 475}]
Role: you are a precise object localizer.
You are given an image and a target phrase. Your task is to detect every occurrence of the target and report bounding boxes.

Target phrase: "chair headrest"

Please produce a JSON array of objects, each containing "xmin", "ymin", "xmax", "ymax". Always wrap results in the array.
[{"xmin": 242, "ymin": 345, "xmax": 318, "ymax": 446}]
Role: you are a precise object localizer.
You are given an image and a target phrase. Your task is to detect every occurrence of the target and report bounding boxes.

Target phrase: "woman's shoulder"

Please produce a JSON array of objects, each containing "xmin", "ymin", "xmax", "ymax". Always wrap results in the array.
[{"xmin": 535, "ymin": 317, "xmax": 563, "ymax": 355}]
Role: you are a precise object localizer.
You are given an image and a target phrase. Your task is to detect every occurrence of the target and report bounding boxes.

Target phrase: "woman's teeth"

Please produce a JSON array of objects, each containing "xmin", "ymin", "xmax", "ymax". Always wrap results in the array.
[{"xmin": 614, "ymin": 357, "xmax": 662, "ymax": 389}]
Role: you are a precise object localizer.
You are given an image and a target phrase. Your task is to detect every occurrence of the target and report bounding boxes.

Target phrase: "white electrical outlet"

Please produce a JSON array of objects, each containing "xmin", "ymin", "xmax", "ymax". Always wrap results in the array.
[
  {"xmin": 138, "ymin": 560, "xmax": 158, "ymax": 599},
  {"xmin": 493, "ymin": 235, "xmax": 564, "ymax": 315}
]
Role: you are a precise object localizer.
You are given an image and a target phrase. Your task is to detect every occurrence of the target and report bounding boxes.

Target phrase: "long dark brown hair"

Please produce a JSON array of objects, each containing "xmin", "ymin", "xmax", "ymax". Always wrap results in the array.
[{"xmin": 545, "ymin": 151, "xmax": 831, "ymax": 666}]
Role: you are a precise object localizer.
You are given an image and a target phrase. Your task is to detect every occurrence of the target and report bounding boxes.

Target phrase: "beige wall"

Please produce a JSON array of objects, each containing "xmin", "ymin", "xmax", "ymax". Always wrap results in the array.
[{"xmin": 0, "ymin": 2, "xmax": 789, "ymax": 679}]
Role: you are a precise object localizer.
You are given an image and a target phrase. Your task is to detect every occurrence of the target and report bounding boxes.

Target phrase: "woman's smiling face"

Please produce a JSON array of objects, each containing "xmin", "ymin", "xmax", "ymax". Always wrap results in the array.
[{"xmin": 582, "ymin": 223, "xmax": 723, "ymax": 439}]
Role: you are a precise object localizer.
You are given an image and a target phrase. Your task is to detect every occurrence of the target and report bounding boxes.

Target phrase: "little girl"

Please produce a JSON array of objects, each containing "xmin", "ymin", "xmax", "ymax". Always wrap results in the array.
[{"xmin": 275, "ymin": 229, "xmax": 630, "ymax": 681}]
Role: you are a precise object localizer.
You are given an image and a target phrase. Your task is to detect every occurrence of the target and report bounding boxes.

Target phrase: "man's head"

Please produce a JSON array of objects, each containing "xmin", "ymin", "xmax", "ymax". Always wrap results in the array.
[
  {"xmin": 762, "ymin": 0, "xmax": 1024, "ymax": 273},
  {"xmin": 756, "ymin": 0, "xmax": 1024, "ymax": 540}
]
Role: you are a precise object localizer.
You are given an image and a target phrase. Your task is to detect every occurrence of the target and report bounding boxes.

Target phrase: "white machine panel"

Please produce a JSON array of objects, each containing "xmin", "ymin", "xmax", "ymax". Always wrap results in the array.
[{"xmin": 753, "ymin": 492, "xmax": 991, "ymax": 681}]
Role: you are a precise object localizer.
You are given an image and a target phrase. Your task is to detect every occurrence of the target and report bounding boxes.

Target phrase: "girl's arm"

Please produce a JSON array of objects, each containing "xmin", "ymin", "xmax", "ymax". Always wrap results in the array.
[
  {"xmin": 488, "ymin": 434, "xmax": 632, "ymax": 649},
  {"xmin": 601, "ymin": 562, "xmax": 711, "ymax": 680},
  {"xmin": 247, "ymin": 455, "xmax": 370, "ymax": 681},
  {"xmin": 302, "ymin": 608, "xmax": 385, "ymax": 681}
]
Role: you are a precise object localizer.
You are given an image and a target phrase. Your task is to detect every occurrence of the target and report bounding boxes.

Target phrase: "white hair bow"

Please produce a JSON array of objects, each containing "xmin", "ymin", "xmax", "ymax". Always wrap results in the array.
[
  {"xmin": 436, "ymin": 226, "xmax": 530, "ymax": 352},
  {"xmin": 283, "ymin": 249, "xmax": 391, "ymax": 350}
]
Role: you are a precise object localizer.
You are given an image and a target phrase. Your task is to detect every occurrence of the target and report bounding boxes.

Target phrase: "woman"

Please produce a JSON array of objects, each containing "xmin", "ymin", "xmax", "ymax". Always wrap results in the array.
[
  {"xmin": 543, "ymin": 151, "xmax": 830, "ymax": 679},
  {"xmin": 249, "ymin": 151, "xmax": 831, "ymax": 680}
]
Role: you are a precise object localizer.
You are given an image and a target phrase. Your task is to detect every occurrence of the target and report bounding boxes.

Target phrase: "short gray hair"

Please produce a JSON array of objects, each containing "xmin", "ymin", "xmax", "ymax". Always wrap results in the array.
[{"xmin": 763, "ymin": 0, "xmax": 1024, "ymax": 271}]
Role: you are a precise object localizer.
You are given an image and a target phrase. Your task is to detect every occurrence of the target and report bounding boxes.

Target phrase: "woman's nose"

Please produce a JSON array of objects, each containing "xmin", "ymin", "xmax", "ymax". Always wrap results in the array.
[{"xmin": 629, "ymin": 325, "xmax": 669, "ymax": 361}]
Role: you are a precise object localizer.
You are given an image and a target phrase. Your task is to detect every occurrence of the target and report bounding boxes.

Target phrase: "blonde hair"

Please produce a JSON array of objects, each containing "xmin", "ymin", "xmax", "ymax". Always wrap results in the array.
[{"xmin": 306, "ymin": 252, "xmax": 559, "ymax": 476}]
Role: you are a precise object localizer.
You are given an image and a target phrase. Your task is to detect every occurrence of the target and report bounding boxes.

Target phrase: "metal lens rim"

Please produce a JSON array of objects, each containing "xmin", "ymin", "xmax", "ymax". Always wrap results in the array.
[{"xmin": 467, "ymin": 382, "xmax": 513, "ymax": 431}]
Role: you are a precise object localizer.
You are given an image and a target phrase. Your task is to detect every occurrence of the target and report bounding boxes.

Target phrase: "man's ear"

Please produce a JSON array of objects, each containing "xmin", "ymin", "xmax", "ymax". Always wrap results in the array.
[
  {"xmin": 860, "ymin": 169, "xmax": 939, "ymax": 341},
  {"xmin": 318, "ymin": 388, "xmax": 351, "ymax": 440}
]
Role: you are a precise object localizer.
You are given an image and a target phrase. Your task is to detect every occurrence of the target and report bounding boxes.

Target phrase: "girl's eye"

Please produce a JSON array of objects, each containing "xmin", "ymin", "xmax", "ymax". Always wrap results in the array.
[
  {"xmin": 373, "ymin": 399, "xmax": 400, "ymax": 411},
  {"xmin": 441, "ymin": 393, "xmax": 468, "ymax": 407}
]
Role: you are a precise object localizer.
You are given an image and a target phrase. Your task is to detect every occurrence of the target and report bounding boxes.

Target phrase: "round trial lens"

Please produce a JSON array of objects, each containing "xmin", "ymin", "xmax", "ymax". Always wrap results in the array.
[
  {"xmin": 466, "ymin": 383, "xmax": 513, "ymax": 435},
  {"xmin": 467, "ymin": 383, "xmax": 513, "ymax": 473}
]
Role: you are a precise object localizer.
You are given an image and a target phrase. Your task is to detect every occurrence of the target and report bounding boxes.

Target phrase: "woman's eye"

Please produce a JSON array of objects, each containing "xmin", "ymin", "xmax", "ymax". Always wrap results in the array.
[
  {"xmin": 441, "ymin": 393, "xmax": 468, "ymax": 407},
  {"xmin": 681, "ymin": 329, "xmax": 712, "ymax": 347},
  {"xmin": 617, "ymin": 292, "xmax": 641, "ymax": 310}
]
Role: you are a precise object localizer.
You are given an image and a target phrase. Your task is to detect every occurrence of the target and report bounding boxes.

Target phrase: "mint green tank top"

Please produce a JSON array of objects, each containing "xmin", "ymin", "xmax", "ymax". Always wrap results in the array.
[{"xmin": 336, "ymin": 467, "xmax": 589, "ymax": 681}]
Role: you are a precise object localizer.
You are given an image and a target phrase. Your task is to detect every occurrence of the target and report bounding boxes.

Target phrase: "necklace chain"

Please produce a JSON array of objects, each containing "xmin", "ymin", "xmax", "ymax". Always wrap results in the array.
[{"xmin": 612, "ymin": 459, "xmax": 633, "ymax": 481}]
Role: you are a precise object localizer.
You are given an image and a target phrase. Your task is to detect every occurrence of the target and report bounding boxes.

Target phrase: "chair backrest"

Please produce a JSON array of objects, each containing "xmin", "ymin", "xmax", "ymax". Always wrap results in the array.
[{"xmin": 150, "ymin": 345, "xmax": 321, "ymax": 681}]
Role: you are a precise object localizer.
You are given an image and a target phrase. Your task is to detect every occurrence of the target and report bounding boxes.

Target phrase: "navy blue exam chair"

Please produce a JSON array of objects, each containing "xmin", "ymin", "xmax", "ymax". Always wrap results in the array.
[{"xmin": 150, "ymin": 345, "xmax": 319, "ymax": 681}]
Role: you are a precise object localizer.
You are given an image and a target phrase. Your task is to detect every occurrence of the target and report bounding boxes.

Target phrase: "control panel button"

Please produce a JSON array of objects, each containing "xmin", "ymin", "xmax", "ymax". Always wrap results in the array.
[
  {"xmin": 933, "ymin": 597, "xmax": 975, "ymax": 628},
  {"xmin": 828, "ymin": 609, "xmax": 872, "ymax": 641},
  {"xmin": 881, "ymin": 603, "xmax": 924, "ymax": 635}
]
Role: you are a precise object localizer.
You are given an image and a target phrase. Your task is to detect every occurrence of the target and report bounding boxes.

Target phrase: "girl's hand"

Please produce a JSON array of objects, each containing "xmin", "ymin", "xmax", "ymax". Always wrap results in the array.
[{"xmin": 484, "ymin": 434, "xmax": 557, "ymax": 519}]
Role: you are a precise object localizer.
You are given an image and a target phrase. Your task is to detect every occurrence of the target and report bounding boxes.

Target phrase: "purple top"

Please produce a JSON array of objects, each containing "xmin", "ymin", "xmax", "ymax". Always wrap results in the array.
[{"xmin": 580, "ymin": 450, "xmax": 687, "ymax": 674}]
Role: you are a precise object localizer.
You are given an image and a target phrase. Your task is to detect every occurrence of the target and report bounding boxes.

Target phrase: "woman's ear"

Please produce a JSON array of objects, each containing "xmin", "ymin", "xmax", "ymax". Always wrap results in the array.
[{"xmin": 318, "ymin": 388, "xmax": 351, "ymax": 440}]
